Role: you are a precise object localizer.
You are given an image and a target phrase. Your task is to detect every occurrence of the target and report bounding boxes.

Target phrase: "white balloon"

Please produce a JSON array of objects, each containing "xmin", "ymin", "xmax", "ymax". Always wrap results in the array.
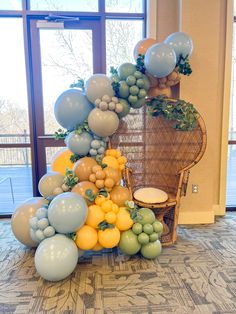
[
  {"xmin": 88, "ymin": 108, "xmax": 119, "ymax": 137},
  {"xmin": 85, "ymin": 74, "xmax": 114, "ymax": 103}
]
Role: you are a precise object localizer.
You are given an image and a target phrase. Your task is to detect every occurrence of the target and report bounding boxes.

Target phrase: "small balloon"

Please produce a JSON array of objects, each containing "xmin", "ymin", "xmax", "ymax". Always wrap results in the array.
[
  {"xmin": 85, "ymin": 74, "xmax": 114, "ymax": 103},
  {"xmin": 35, "ymin": 234, "xmax": 79, "ymax": 281},
  {"xmin": 144, "ymin": 43, "xmax": 176, "ymax": 78},
  {"xmin": 48, "ymin": 192, "xmax": 88, "ymax": 234},
  {"xmin": 38, "ymin": 172, "xmax": 64, "ymax": 198},
  {"xmin": 133, "ymin": 38, "xmax": 157, "ymax": 59},
  {"xmin": 11, "ymin": 197, "xmax": 48, "ymax": 247},
  {"xmin": 51, "ymin": 148, "xmax": 74, "ymax": 175},
  {"xmin": 117, "ymin": 99, "xmax": 131, "ymax": 119},
  {"xmin": 73, "ymin": 157, "xmax": 98, "ymax": 181},
  {"xmin": 65, "ymin": 131, "xmax": 93, "ymax": 156},
  {"xmin": 54, "ymin": 89, "xmax": 93, "ymax": 130},
  {"xmin": 164, "ymin": 32, "xmax": 193, "ymax": 60},
  {"xmin": 88, "ymin": 108, "xmax": 119, "ymax": 137}
]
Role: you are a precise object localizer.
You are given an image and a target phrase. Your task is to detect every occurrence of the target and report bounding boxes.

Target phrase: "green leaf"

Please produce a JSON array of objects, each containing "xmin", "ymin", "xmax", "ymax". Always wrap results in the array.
[{"xmin": 98, "ymin": 220, "xmax": 115, "ymax": 230}]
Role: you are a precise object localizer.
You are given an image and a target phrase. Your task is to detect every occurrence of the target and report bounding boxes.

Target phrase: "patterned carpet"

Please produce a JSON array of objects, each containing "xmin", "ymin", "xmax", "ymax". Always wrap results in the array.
[{"xmin": 1, "ymin": 213, "xmax": 236, "ymax": 314}]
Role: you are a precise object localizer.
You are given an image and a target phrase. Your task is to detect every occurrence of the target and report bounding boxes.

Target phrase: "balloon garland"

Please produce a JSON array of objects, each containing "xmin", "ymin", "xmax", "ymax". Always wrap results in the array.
[{"xmin": 11, "ymin": 32, "xmax": 195, "ymax": 282}]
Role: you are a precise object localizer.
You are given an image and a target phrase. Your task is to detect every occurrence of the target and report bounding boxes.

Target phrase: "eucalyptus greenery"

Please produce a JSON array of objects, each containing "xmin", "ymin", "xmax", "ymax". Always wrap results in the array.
[
  {"xmin": 136, "ymin": 54, "xmax": 145, "ymax": 73},
  {"xmin": 54, "ymin": 128, "xmax": 69, "ymax": 140},
  {"xmin": 146, "ymin": 95, "xmax": 199, "ymax": 131},
  {"xmin": 63, "ymin": 169, "xmax": 78, "ymax": 190},
  {"xmin": 70, "ymin": 78, "xmax": 85, "ymax": 90},
  {"xmin": 176, "ymin": 54, "xmax": 192, "ymax": 76}
]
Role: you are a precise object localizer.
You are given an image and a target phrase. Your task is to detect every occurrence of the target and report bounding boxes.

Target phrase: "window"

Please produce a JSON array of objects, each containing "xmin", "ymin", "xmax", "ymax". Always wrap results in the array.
[{"xmin": 0, "ymin": 0, "xmax": 146, "ymax": 215}]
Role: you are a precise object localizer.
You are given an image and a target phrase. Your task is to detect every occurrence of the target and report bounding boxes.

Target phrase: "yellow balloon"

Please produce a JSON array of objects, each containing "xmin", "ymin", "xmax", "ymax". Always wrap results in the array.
[
  {"xmin": 102, "ymin": 155, "xmax": 120, "ymax": 170},
  {"xmin": 51, "ymin": 148, "xmax": 74, "ymax": 175}
]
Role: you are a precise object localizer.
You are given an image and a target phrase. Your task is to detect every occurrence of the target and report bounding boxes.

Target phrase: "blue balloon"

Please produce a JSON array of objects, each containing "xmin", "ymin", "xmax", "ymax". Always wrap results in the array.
[
  {"xmin": 35, "ymin": 234, "xmax": 79, "ymax": 281},
  {"xmin": 164, "ymin": 32, "xmax": 193, "ymax": 61},
  {"xmin": 54, "ymin": 89, "xmax": 94, "ymax": 130},
  {"xmin": 48, "ymin": 192, "xmax": 88, "ymax": 234},
  {"xmin": 144, "ymin": 43, "xmax": 176, "ymax": 78},
  {"xmin": 65, "ymin": 131, "xmax": 92, "ymax": 155}
]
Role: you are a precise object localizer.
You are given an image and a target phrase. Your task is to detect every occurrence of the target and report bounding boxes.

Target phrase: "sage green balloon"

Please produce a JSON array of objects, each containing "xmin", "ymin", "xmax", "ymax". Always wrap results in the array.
[
  {"xmin": 141, "ymin": 240, "xmax": 162, "ymax": 259},
  {"xmin": 38, "ymin": 172, "xmax": 64, "ymax": 198},
  {"xmin": 119, "ymin": 81, "xmax": 130, "ymax": 98},
  {"xmin": 118, "ymin": 63, "xmax": 136, "ymax": 80},
  {"xmin": 142, "ymin": 75, "xmax": 151, "ymax": 91},
  {"xmin": 136, "ymin": 208, "xmax": 156, "ymax": 225},
  {"xmin": 117, "ymin": 98, "xmax": 131, "ymax": 118},
  {"xmin": 88, "ymin": 108, "xmax": 119, "ymax": 137},
  {"xmin": 119, "ymin": 230, "xmax": 141, "ymax": 255},
  {"xmin": 130, "ymin": 97, "xmax": 146, "ymax": 109}
]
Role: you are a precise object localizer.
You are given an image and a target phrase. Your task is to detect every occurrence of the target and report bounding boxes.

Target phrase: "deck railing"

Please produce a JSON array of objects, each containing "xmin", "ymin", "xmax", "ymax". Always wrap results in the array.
[{"xmin": 0, "ymin": 132, "xmax": 60, "ymax": 166}]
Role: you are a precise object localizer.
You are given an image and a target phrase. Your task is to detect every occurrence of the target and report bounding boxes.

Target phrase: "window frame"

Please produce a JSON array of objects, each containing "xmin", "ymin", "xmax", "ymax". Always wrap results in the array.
[{"xmin": 0, "ymin": 0, "xmax": 147, "ymax": 211}]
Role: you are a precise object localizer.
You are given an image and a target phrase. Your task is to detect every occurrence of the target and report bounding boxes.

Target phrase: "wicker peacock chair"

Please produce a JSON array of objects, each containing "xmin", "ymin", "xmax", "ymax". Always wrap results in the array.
[{"xmin": 110, "ymin": 98, "xmax": 207, "ymax": 246}]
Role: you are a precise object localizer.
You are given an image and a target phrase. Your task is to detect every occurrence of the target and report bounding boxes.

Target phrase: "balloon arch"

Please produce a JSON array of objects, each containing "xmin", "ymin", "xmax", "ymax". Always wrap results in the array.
[{"xmin": 11, "ymin": 32, "xmax": 193, "ymax": 281}]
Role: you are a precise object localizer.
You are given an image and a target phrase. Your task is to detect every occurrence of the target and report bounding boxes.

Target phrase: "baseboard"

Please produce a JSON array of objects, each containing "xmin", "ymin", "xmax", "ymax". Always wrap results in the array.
[{"xmin": 178, "ymin": 210, "xmax": 215, "ymax": 224}]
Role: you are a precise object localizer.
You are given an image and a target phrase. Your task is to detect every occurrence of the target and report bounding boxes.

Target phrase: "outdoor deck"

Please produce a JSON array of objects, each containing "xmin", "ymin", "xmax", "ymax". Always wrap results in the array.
[{"xmin": 0, "ymin": 149, "xmax": 235, "ymax": 214}]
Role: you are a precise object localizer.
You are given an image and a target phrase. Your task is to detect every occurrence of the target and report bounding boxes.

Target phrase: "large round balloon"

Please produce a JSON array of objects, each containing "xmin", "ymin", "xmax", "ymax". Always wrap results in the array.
[
  {"xmin": 110, "ymin": 186, "xmax": 132, "ymax": 207},
  {"xmin": 144, "ymin": 43, "xmax": 176, "ymax": 78},
  {"xmin": 11, "ymin": 197, "xmax": 48, "ymax": 247},
  {"xmin": 35, "ymin": 234, "xmax": 79, "ymax": 281},
  {"xmin": 85, "ymin": 74, "xmax": 114, "ymax": 103},
  {"xmin": 54, "ymin": 89, "xmax": 94, "ymax": 130},
  {"xmin": 65, "ymin": 131, "xmax": 93, "ymax": 156},
  {"xmin": 133, "ymin": 38, "xmax": 157, "ymax": 59},
  {"xmin": 164, "ymin": 32, "xmax": 193, "ymax": 60},
  {"xmin": 73, "ymin": 157, "xmax": 98, "ymax": 181},
  {"xmin": 117, "ymin": 63, "xmax": 137, "ymax": 80},
  {"xmin": 72, "ymin": 181, "xmax": 98, "ymax": 205},
  {"xmin": 38, "ymin": 172, "xmax": 64, "ymax": 198},
  {"xmin": 51, "ymin": 148, "xmax": 74, "ymax": 175},
  {"xmin": 88, "ymin": 108, "xmax": 119, "ymax": 137},
  {"xmin": 140, "ymin": 240, "xmax": 162, "ymax": 259},
  {"xmin": 48, "ymin": 192, "xmax": 88, "ymax": 233},
  {"xmin": 119, "ymin": 230, "xmax": 141, "ymax": 255}
]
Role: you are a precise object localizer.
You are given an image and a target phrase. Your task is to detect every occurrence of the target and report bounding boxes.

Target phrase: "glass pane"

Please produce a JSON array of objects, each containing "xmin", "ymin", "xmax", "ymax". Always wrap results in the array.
[
  {"xmin": 226, "ymin": 145, "xmax": 236, "ymax": 207},
  {"xmin": 46, "ymin": 146, "xmax": 64, "ymax": 170},
  {"xmin": 0, "ymin": 148, "xmax": 33, "ymax": 214},
  {"xmin": 106, "ymin": 19, "xmax": 143, "ymax": 73},
  {"xmin": 105, "ymin": 0, "xmax": 143, "ymax": 13},
  {"xmin": 0, "ymin": 0, "xmax": 22, "ymax": 10},
  {"xmin": 0, "ymin": 18, "xmax": 30, "ymax": 144},
  {"xmin": 39, "ymin": 28, "xmax": 93, "ymax": 134},
  {"xmin": 30, "ymin": 0, "xmax": 98, "ymax": 11}
]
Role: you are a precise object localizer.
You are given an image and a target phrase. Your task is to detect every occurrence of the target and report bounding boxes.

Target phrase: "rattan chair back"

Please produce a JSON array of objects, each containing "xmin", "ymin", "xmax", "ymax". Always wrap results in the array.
[{"xmin": 111, "ymin": 105, "xmax": 206, "ymax": 197}]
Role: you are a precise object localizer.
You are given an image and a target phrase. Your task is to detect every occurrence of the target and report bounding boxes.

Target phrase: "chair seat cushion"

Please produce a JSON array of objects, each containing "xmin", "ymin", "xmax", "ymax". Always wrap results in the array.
[{"xmin": 133, "ymin": 187, "xmax": 168, "ymax": 204}]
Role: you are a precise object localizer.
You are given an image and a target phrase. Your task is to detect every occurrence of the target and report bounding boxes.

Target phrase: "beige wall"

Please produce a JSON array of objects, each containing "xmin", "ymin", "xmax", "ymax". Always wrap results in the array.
[{"xmin": 153, "ymin": 0, "xmax": 231, "ymax": 223}]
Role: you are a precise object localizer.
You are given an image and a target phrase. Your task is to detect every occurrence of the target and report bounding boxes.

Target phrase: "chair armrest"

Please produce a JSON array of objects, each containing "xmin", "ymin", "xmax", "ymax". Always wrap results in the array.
[
  {"xmin": 122, "ymin": 167, "xmax": 133, "ymax": 196},
  {"xmin": 181, "ymin": 170, "xmax": 190, "ymax": 197}
]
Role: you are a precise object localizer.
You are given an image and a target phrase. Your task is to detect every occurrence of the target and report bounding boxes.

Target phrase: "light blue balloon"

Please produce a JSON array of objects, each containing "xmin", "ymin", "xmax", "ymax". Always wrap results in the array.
[
  {"xmin": 35, "ymin": 234, "xmax": 79, "ymax": 281},
  {"xmin": 65, "ymin": 131, "xmax": 93, "ymax": 155},
  {"xmin": 164, "ymin": 32, "xmax": 193, "ymax": 61},
  {"xmin": 48, "ymin": 192, "xmax": 88, "ymax": 234},
  {"xmin": 54, "ymin": 89, "xmax": 94, "ymax": 130},
  {"xmin": 144, "ymin": 43, "xmax": 176, "ymax": 78}
]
